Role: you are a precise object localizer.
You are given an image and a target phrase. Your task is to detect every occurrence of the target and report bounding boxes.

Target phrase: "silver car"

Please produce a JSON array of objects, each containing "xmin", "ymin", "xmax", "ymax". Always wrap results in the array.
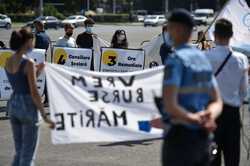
[{"xmin": 0, "ymin": 14, "xmax": 11, "ymax": 29}]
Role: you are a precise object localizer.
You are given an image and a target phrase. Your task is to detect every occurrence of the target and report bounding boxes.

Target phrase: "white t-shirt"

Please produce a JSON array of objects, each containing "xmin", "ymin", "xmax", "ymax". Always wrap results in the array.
[
  {"xmin": 56, "ymin": 36, "xmax": 76, "ymax": 48},
  {"xmin": 206, "ymin": 45, "xmax": 249, "ymax": 107}
]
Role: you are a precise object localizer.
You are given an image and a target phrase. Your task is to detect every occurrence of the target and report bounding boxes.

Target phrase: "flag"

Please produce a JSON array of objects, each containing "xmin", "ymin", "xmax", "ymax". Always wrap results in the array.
[{"xmin": 209, "ymin": 0, "xmax": 250, "ymax": 47}]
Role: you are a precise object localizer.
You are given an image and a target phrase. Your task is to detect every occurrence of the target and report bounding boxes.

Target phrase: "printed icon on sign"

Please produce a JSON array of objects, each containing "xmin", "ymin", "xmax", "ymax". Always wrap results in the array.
[
  {"xmin": 102, "ymin": 50, "xmax": 118, "ymax": 66},
  {"xmin": 243, "ymin": 13, "xmax": 250, "ymax": 31},
  {"xmin": 138, "ymin": 120, "xmax": 152, "ymax": 132},
  {"xmin": 53, "ymin": 48, "xmax": 68, "ymax": 65},
  {"xmin": 0, "ymin": 51, "xmax": 12, "ymax": 68}
]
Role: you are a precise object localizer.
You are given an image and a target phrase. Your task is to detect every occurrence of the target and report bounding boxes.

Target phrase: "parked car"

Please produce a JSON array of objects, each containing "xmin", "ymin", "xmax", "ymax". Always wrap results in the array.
[
  {"xmin": 61, "ymin": 15, "xmax": 87, "ymax": 28},
  {"xmin": 144, "ymin": 15, "xmax": 166, "ymax": 27},
  {"xmin": 26, "ymin": 16, "xmax": 61, "ymax": 29},
  {"xmin": 193, "ymin": 9, "xmax": 214, "ymax": 25},
  {"xmin": 0, "ymin": 14, "xmax": 11, "ymax": 29},
  {"xmin": 134, "ymin": 10, "xmax": 147, "ymax": 22}
]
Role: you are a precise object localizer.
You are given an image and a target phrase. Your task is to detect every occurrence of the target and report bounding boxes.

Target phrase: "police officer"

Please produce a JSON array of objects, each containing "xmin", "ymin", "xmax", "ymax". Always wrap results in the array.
[
  {"xmin": 162, "ymin": 9, "xmax": 223, "ymax": 166},
  {"xmin": 206, "ymin": 19, "xmax": 249, "ymax": 166}
]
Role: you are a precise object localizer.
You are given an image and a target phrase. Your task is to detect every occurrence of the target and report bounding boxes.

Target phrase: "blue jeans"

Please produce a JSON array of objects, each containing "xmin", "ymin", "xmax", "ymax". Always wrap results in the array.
[{"xmin": 7, "ymin": 94, "xmax": 39, "ymax": 166}]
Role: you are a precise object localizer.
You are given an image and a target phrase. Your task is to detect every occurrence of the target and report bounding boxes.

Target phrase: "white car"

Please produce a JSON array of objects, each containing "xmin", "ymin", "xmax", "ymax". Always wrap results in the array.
[
  {"xmin": 62, "ymin": 15, "xmax": 87, "ymax": 28},
  {"xmin": 144, "ymin": 15, "xmax": 166, "ymax": 27},
  {"xmin": 0, "ymin": 14, "xmax": 11, "ymax": 29},
  {"xmin": 193, "ymin": 9, "xmax": 214, "ymax": 25}
]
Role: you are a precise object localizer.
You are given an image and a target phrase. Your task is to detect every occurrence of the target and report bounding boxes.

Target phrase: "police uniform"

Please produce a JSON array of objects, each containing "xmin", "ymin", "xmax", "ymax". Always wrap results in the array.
[
  {"xmin": 206, "ymin": 45, "xmax": 249, "ymax": 166},
  {"xmin": 162, "ymin": 44, "xmax": 217, "ymax": 166}
]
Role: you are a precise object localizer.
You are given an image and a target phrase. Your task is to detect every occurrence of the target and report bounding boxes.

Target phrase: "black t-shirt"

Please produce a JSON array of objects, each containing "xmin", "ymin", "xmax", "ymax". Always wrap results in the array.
[
  {"xmin": 76, "ymin": 32, "xmax": 93, "ymax": 48},
  {"xmin": 76, "ymin": 32, "xmax": 95, "ymax": 70}
]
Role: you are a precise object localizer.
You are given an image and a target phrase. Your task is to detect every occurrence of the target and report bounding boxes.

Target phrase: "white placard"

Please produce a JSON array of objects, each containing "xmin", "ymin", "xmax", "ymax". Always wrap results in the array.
[
  {"xmin": 0, "ymin": 49, "xmax": 46, "ymax": 100},
  {"xmin": 53, "ymin": 47, "xmax": 93, "ymax": 70},
  {"xmin": 100, "ymin": 48, "xmax": 145, "ymax": 72}
]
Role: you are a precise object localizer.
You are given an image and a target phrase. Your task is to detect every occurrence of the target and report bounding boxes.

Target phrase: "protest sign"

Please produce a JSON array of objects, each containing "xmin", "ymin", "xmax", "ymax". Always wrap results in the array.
[
  {"xmin": 53, "ymin": 47, "xmax": 93, "ymax": 70},
  {"xmin": 45, "ymin": 63, "xmax": 164, "ymax": 144},
  {"xmin": 99, "ymin": 47, "xmax": 145, "ymax": 72},
  {"xmin": 0, "ymin": 49, "xmax": 46, "ymax": 100}
]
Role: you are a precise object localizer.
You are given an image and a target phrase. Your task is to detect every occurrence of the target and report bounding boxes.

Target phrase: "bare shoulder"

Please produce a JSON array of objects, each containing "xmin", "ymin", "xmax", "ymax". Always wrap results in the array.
[{"xmin": 25, "ymin": 58, "xmax": 35, "ymax": 71}]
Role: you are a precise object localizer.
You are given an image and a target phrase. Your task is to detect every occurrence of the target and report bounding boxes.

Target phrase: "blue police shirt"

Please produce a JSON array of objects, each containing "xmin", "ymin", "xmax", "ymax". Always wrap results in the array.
[{"xmin": 163, "ymin": 44, "xmax": 217, "ymax": 129}]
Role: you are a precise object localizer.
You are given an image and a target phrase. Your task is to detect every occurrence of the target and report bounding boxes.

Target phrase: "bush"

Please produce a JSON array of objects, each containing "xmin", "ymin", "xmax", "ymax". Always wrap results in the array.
[
  {"xmin": 93, "ymin": 14, "xmax": 130, "ymax": 23},
  {"xmin": 0, "ymin": 4, "xmax": 7, "ymax": 13},
  {"xmin": 44, "ymin": 4, "xmax": 65, "ymax": 20},
  {"xmin": 8, "ymin": 14, "xmax": 36, "ymax": 22}
]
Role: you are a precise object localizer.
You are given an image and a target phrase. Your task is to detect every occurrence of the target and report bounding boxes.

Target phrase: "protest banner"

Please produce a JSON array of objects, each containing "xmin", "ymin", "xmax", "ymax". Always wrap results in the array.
[
  {"xmin": 45, "ymin": 63, "xmax": 164, "ymax": 144},
  {"xmin": 52, "ymin": 47, "xmax": 93, "ymax": 70},
  {"xmin": 99, "ymin": 47, "xmax": 145, "ymax": 72},
  {"xmin": 0, "ymin": 49, "xmax": 46, "ymax": 100}
]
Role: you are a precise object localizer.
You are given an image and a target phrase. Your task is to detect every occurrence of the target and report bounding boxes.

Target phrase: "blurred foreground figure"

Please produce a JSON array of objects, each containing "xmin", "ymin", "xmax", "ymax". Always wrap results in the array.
[
  {"xmin": 5, "ymin": 28, "xmax": 55, "ymax": 166},
  {"xmin": 162, "ymin": 9, "xmax": 222, "ymax": 166}
]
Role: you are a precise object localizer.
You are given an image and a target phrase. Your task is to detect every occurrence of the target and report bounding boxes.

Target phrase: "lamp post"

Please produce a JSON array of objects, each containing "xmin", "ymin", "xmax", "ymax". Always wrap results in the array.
[
  {"xmin": 113, "ymin": 0, "xmax": 116, "ymax": 14},
  {"xmin": 39, "ymin": 0, "xmax": 43, "ymax": 16},
  {"xmin": 86, "ymin": 0, "xmax": 90, "ymax": 11},
  {"xmin": 165, "ymin": 0, "xmax": 168, "ymax": 15}
]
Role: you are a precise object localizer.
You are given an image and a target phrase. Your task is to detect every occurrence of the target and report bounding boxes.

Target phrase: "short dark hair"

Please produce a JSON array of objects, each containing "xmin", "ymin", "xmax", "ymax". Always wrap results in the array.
[
  {"xmin": 84, "ymin": 18, "xmax": 95, "ymax": 26},
  {"xmin": 64, "ymin": 23, "xmax": 74, "ymax": 30},
  {"xmin": 214, "ymin": 18, "xmax": 233, "ymax": 38},
  {"xmin": 168, "ymin": 9, "xmax": 194, "ymax": 30},
  {"xmin": 10, "ymin": 28, "xmax": 34, "ymax": 51},
  {"xmin": 34, "ymin": 20, "xmax": 44, "ymax": 28}
]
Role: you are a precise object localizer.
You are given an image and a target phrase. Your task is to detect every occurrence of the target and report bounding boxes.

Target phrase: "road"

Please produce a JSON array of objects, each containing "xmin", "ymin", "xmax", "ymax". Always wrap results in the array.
[{"xmin": 0, "ymin": 24, "xmax": 250, "ymax": 166}]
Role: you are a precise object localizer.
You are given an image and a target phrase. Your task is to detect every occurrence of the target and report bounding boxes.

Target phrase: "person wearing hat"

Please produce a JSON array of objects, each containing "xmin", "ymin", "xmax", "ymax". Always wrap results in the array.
[
  {"xmin": 162, "ymin": 9, "xmax": 223, "ymax": 166},
  {"xmin": 76, "ymin": 18, "xmax": 96, "ymax": 49},
  {"xmin": 206, "ymin": 19, "xmax": 249, "ymax": 166},
  {"xmin": 56, "ymin": 23, "xmax": 76, "ymax": 48}
]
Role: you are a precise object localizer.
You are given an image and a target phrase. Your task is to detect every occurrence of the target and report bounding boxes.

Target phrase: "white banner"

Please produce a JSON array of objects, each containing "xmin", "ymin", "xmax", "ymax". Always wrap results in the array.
[
  {"xmin": 0, "ymin": 49, "xmax": 46, "ymax": 100},
  {"xmin": 45, "ymin": 63, "xmax": 164, "ymax": 144},
  {"xmin": 208, "ymin": 0, "xmax": 250, "ymax": 46},
  {"xmin": 100, "ymin": 47, "xmax": 145, "ymax": 72},
  {"xmin": 53, "ymin": 47, "xmax": 93, "ymax": 70}
]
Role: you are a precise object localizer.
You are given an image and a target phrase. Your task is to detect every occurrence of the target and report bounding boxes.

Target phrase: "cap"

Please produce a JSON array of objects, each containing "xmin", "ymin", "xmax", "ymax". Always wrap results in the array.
[{"xmin": 168, "ymin": 9, "xmax": 194, "ymax": 28}]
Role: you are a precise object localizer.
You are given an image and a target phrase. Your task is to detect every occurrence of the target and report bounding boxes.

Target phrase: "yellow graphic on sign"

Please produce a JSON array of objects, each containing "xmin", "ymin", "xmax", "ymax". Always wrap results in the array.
[
  {"xmin": 102, "ymin": 50, "xmax": 118, "ymax": 66},
  {"xmin": 0, "ymin": 51, "xmax": 12, "ymax": 68},
  {"xmin": 53, "ymin": 48, "xmax": 68, "ymax": 65}
]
